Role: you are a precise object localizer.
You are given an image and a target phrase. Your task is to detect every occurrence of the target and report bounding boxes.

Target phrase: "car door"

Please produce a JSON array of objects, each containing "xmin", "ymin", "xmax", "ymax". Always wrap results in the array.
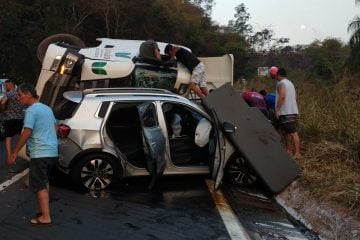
[
  {"xmin": 137, "ymin": 102, "xmax": 166, "ymax": 188},
  {"xmin": 203, "ymin": 83, "xmax": 300, "ymax": 193}
]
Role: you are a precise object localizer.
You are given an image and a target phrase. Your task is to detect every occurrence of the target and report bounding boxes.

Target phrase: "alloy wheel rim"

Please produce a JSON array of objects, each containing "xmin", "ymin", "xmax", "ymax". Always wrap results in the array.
[{"xmin": 80, "ymin": 159, "xmax": 114, "ymax": 190}]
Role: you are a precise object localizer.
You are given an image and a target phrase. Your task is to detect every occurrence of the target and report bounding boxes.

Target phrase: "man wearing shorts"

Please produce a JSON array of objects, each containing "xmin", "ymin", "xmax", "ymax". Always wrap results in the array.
[
  {"xmin": 1, "ymin": 79, "xmax": 25, "ymax": 163},
  {"xmin": 275, "ymin": 68, "xmax": 302, "ymax": 158},
  {"xmin": 8, "ymin": 83, "xmax": 58, "ymax": 226},
  {"xmin": 165, "ymin": 44, "xmax": 209, "ymax": 99}
]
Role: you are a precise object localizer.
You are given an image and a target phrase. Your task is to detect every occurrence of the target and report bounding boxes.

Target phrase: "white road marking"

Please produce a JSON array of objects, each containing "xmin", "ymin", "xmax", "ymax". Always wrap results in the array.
[
  {"xmin": 205, "ymin": 179, "xmax": 252, "ymax": 240},
  {"xmin": 0, "ymin": 169, "xmax": 29, "ymax": 192}
]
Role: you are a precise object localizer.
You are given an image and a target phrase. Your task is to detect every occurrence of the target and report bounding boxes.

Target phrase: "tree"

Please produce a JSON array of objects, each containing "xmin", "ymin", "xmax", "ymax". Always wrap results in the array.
[
  {"xmin": 188, "ymin": 0, "xmax": 214, "ymax": 16},
  {"xmin": 228, "ymin": 3, "xmax": 253, "ymax": 38},
  {"xmin": 303, "ymin": 39, "xmax": 349, "ymax": 83},
  {"xmin": 347, "ymin": 0, "xmax": 360, "ymax": 71}
]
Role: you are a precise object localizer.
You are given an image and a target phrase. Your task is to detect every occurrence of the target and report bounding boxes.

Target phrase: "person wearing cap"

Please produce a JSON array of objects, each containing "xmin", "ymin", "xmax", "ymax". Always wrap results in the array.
[
  {"xmin": 274, "ymin": 68, "xmax": 301, "ymax": 159},
  {"xmin": 139, "ymin": 40, "xmax": 162, "ymax": 63},
  {"xmin": 1, "ymin": 78, "xmax": 25, "ymax": 169},
  {"xmin": 164, "ymin": 44, "xmax": 209, "ymax": 99},
  {"xmin": 269, "ymin": 66, "xmax": 278, "ymax": 79}
]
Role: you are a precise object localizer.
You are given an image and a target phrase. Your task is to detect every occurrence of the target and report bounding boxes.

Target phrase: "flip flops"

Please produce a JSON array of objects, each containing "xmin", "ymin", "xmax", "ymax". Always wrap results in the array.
[{"xmin": 30, "ymin": 218, "xmax": 52, "ymax": 226}]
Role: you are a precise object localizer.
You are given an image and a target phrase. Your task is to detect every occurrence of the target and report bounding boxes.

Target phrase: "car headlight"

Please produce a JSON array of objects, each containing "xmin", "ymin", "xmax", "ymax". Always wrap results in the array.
[{"xmin": 59, "ymin": 52, "xmax": 80, "ymax": 75}]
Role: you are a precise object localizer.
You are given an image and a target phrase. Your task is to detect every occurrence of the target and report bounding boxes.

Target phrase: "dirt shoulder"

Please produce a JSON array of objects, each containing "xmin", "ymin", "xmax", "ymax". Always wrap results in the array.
[
  {"xmin": 276, "ymin": 180, "xmax": 360, "ymax": 240},
  {"xmin": 275, "ymin": 141, "xmax": 360, "ymax": 240}
]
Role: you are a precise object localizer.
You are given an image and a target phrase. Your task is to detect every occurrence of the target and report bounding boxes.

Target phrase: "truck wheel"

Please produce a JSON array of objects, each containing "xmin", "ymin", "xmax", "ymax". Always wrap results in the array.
[
  {"xmin": 37, "ymin": 33, "xmax": 86, "ymax": 63},
  {"xmin": 71, "ymin": 153, "xmax": 120, "ymax": 191},
  {"xmin": 224, "ymin": 153, "xmax": 258, "ymax": 187}
]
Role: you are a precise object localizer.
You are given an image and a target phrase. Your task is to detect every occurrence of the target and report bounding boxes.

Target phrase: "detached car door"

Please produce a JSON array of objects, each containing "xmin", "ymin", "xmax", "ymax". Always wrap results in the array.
[
  {"xmin": 137, "ymin": 102, "xmax": 166, "ymax": 188},
  {"xmin": 203, "ymin": 83, "xmax": 300, "ymax": 193}
]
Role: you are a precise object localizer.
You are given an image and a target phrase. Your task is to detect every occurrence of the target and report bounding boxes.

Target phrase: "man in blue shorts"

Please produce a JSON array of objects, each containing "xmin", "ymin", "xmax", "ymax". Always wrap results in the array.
[{"xmin": 8, "ymin": 83, "xmax": 58, "ymax": 226}]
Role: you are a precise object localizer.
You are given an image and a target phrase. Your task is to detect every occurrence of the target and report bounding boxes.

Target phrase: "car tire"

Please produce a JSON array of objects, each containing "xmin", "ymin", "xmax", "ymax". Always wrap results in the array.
[
  {"xmin": 71, "ymin": 153, "xmax": 120, "ymax": 191},
  {"xmin": 224, "ymin": 153, "xmax": 258, "ymax": 187},
  {"xmin": 37, "ymin": 33, "xmax": 86, "ymax": 63}
]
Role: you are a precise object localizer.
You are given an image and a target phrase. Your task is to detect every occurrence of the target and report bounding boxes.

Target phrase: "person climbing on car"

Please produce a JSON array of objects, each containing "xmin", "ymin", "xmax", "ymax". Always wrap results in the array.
[{"xmin": 164, "ymin": 44, "xmax": 209, "ymax": 100}]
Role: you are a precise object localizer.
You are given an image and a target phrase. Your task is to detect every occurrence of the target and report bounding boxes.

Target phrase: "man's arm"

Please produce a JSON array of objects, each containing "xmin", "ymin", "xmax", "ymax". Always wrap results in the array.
[
  {"xmin": 169, "ymin": 46, "xmax": 179, "ymax": 60},
  {"xmin": 275, "ymin": 83, "xmax": 286, "ymax": 119},
  {"xmin": 7, "ymin": 128, "xmax": 32, "ymax": 166}
]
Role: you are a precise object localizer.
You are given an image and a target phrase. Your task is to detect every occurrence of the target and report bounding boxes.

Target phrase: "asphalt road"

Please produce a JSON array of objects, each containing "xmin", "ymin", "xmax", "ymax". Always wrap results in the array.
[{"xmin": 0, "ymin": 141, "xmax": 319, "ymax": 240}]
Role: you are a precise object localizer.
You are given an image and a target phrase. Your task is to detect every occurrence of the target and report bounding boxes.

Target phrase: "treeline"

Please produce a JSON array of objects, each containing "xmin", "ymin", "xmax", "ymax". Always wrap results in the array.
[{"xmin": 0, "ymin": 0, "xmax": 358, "ymax": 84}]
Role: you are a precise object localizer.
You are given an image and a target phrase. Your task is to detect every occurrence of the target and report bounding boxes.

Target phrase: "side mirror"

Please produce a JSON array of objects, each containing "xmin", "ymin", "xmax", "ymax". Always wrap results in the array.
[{"xmin": 222, "ymin": 122, "xmax": 237, "ymax": 133}]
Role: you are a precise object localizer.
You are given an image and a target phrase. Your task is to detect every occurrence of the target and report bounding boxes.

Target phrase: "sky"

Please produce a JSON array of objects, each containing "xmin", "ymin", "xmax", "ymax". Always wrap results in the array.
[{"xmin": 211, "ymin": 0, "xmax": 359, "ymax": 45}]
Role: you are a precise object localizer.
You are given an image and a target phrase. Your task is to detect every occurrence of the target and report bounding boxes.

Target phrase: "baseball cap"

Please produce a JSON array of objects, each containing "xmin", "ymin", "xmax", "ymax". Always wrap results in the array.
[{"xmin": 269, "ymin": 66, "xmax": 278, "ymax": 75}]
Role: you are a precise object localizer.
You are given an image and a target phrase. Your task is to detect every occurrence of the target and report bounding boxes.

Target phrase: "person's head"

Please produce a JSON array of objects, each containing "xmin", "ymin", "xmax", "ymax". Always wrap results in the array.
[
  {"xmin": 259, "ymin": 89, "xmax": 267, "ymax": 96},
  {"xmin": 17, "ymin": 83, "xmax": 38, "ymax": 105},
  {"xmin": 269, "ymin": 66, "xmax": 278, "ymax": 79},
  {"xmin": 5, "ymin": 78, "xmax": 16, "ymax": 91},
  {"xmin": 164, "ymin": 44, "xmax": 173, "ymax": 55},
  {"xmin": 277, "ymin": 68, "xmax": 287, "ymax": 79}
]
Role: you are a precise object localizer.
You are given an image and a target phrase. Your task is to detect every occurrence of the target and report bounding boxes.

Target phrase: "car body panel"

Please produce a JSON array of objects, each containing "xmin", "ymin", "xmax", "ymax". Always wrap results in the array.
[{"xmin": 203, "ymin": 83, "xmax": 300, "ymax": 193}]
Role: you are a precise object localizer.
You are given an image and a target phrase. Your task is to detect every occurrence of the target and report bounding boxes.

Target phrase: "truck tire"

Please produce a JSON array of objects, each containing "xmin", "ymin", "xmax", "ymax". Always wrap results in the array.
[{"xmin": 37, "ymin": 33, "xmax": 86, "ymax": 63}]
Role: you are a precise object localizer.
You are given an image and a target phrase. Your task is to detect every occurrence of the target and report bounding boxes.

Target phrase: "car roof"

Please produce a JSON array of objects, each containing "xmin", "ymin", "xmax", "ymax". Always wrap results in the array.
[{"xmin": 64, "ymin": 88, "xmax": 201, "ymax": 108}]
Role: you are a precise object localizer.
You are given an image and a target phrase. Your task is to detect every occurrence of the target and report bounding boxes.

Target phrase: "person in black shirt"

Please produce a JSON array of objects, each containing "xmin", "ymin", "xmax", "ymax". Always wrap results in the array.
[{"xmin": 165, "ymin": 44, "xmax": 208, "ymax": 99}]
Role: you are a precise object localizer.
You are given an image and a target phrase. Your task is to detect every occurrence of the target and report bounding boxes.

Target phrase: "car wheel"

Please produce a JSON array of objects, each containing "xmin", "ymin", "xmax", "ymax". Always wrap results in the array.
[
  {"xmin": 37, "ymin": 33, "xmax": 86, "ymax": 63},
  {"xmin": 71, "ymin": 153, "xmax": 119, "ymax": 191},
  {"xmin": 224, "ymin": 153, "xmax": 258, "ymax": 187}
]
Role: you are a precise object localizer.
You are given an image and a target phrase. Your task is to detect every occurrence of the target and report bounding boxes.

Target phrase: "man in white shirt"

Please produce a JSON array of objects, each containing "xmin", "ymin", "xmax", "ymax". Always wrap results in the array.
[{"xmin": 275, "ymin": 68, "xmax": 302, "ymax": 158}]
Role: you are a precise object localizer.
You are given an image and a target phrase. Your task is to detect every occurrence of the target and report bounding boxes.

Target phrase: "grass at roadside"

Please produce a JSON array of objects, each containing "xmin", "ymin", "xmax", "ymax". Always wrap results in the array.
[
  {"xmin": 240, "ymin": 75, "xmax": 360, "ymax": 215},
  {"xmin": 297, "ymin": 76, "xmax": 359, "ymax": 215}
]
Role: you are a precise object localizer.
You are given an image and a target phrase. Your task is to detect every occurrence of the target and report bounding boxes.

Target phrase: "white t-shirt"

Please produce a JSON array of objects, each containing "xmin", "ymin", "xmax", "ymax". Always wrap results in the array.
[{"xmin": 276, "ymin": 79, "xmax": 299, "ymax": 116}]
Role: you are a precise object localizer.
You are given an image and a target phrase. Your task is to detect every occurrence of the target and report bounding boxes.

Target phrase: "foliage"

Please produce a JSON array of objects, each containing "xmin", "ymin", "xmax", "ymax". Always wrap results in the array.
[
  {"xmin": 347, "ymin": 0, "xmax": 360, "ymax": 72},
  {"xmin": 227, "ymin": 3, "xmax": 253, "ymax": 38}
]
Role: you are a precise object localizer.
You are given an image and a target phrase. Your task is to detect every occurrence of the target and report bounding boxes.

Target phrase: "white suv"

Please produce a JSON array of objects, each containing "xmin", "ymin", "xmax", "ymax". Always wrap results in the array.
[{"xmin": 49, "ymin": 84, "xmax": 300, "ymax": 193}]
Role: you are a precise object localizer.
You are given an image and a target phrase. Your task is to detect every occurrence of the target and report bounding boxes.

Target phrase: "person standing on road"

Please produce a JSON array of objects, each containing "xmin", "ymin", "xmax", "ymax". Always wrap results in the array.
[
  {"xmin": 164, "ymin": 44, "xmax": 209, "ymax": 99},
  {"xmin": 0, "ymin": 78, "xmax": 25, "ymax": 169},
  {"xmin": 7, "ymin": 83, "xmax": 58, "ymax": 226},
  {"xmin": 274, "ymin": 68, "xmax": 302, "ymax": 158}
]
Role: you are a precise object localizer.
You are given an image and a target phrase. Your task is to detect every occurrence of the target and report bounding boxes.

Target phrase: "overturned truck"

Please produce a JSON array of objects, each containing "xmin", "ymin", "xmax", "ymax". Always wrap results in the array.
[{"xmin": 35, "ymin": 34, "xmax": 234, "ymax": 107}]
